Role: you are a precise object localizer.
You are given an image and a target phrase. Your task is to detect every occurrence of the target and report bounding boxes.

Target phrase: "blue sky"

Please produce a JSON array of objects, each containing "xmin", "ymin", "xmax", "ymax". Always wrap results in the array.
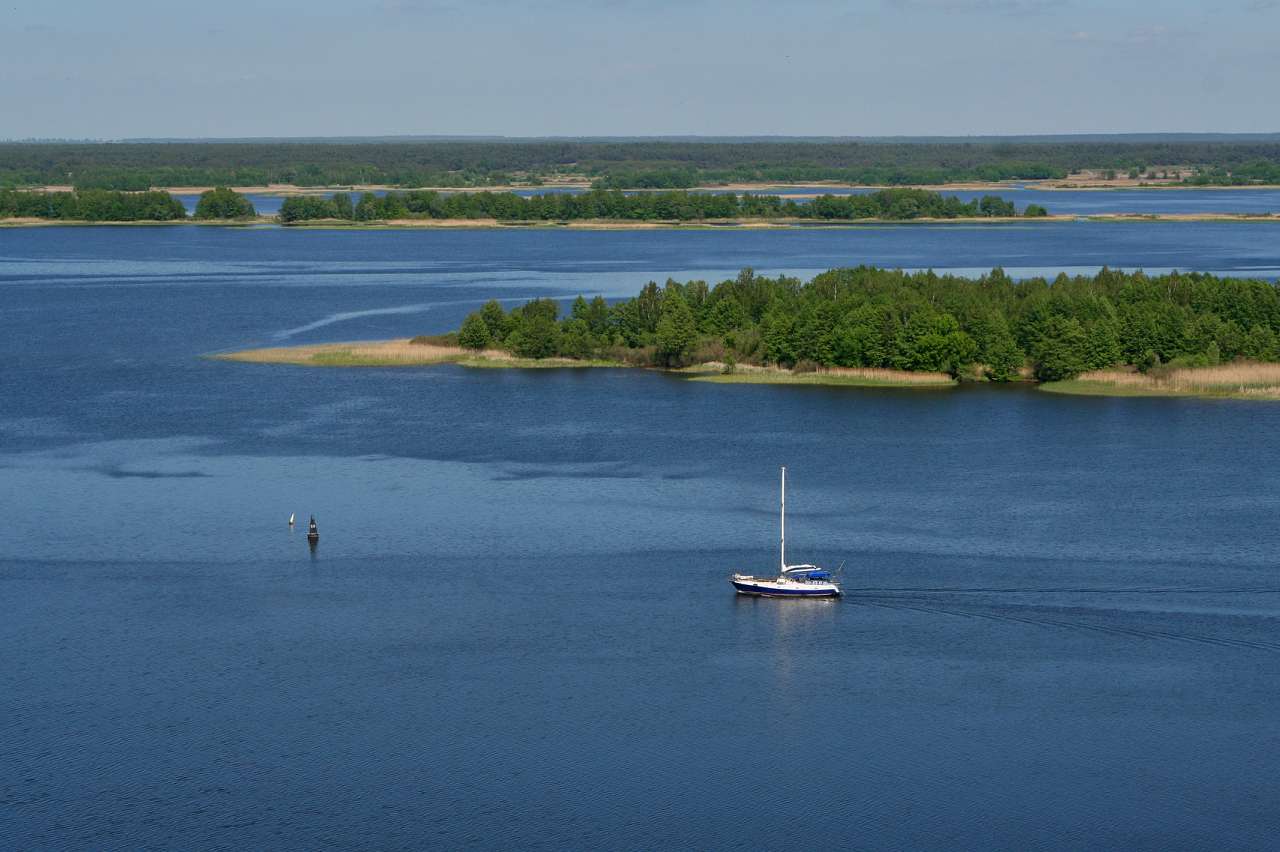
[{"xmin": 4, "ymin": 0, "xmax": 1277, "ymax": 138}]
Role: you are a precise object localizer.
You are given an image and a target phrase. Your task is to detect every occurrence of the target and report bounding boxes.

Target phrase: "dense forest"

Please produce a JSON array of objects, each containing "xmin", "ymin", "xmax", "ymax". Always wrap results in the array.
[
  {"xmin": 0, "ymin": 188, "xmax": 186, "ymax": 221},
  {"xmin": 279, "ymin": 188, "xmax": 1043, "ymax": 222},
  {"xmin": 3, "ymin": 140, "xmax": 1280, "ymax": 189},
  {"xmin": 449, "ymin": 267, "xmax": 1280, "ymax": 381}
]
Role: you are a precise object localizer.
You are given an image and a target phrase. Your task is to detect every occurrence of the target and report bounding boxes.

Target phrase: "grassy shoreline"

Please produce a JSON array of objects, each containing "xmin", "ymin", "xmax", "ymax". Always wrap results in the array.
[
  {"xmin": 1040, "ymin": 364, "xmax": 1280, "ymax": 400},
  {"xmin": 214, "ymin": 340, "xmax": 956, "ymax": 388},
  {"xmin": 218, "ymin": 341, "xmax": 1280, "ymax": 400},
  {"xmin": 214, "ymin": 340, "xmax": 623, "ymax": 370}
]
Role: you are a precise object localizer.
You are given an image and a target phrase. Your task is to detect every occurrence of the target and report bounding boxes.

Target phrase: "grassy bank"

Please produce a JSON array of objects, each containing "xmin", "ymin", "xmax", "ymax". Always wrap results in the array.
[
  {"xmin": 215, "ymin": 340, "xmax": 624, "ymax": 369},
  {"xmin": 682, "ymin": 363, "xmax": 955, "ymax": 388},
  {"xmin": 1041, "ymin": 363, "xmax": 1280, "ymax": 399},
  {"xmin": 216, "ymin": 340, "xmax": 956, "ymax": 388}
]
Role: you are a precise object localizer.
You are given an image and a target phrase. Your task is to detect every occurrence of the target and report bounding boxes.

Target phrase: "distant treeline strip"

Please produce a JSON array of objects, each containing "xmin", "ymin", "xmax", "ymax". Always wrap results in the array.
[
  {"xmin": 3, "ymin": 140, "xmax": 1280, "ymax": 189},
  {"xmin": 448, "ymin": 266, "xmax": 1280, "ymax": 381},
  {"xmin": 0, "ymin": 189, "xmax": 187, "ymax": 221},
  {"xmin": 278, "ymin": 188, "xmax": 1045, "ymax": 222},
  {"xmin": 0, "ymin": 187, "xmax": 256, "ymax": 221}
]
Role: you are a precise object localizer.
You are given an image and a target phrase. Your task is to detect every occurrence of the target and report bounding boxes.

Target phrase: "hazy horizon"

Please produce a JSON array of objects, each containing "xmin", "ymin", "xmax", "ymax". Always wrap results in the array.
[
  {"xmin": 7, "ymin": 133, "xmax": 1280, "ymax": 145},
  {"xmin": 5, "ymin": 0, "xmax": 1277, "ymax": 139}
]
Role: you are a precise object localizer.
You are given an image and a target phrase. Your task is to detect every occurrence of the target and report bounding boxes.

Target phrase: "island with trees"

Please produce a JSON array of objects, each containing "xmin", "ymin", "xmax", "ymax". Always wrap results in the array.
[
  {"xmin": 278, "ymin": 187, "xmax": 1042, "ymax": 223},
  {"xmin": 0, "ymin": 187, "xmax": 258, "ymax": 223},
  {"xmin": 222, "ymin": 265, "xmax": 1280, "ymax": 399},
  {"xmin": 5, "ymin": 137, "xmax": 1280, "ymax": 191},
  {"xmin": 0, "ymin": 185, "xmax": 1048, "ymax": 226},
  {"xmin": 0, "ymin": 188, "xmax": 187, "ymax": 221}
]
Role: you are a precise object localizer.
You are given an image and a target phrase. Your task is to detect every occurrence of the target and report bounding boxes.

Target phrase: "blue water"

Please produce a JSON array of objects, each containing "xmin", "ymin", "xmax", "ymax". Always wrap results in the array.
[
  {"xmin": 4, "ymin": 224, "xmax": 1280, "ymax": 849},
  {"xmin": 174, "ymin": 186, "xmax": 1280, "ymax": 217}
]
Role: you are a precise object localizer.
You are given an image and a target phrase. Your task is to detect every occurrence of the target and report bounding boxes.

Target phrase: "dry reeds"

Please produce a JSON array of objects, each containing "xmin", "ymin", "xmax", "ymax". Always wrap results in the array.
[
  {"xmin": 217, "ymin": 340, "xmax": 510, "ymax": 366},
  {"xmin": 1074, "ymin": 362, "xmax": 1280, "ymax": 397},
  {"xmin": 814, "ymin": 366, "xmax": 954, "ymax": 385},
  {"xmin": 689, "ymin": 361, "xmax": 954, "ymax": 386}
]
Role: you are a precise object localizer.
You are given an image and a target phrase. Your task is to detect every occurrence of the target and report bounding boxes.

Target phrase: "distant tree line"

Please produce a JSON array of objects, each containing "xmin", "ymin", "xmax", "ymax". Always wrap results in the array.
[
  {"xmin": 4, "ymin": 140, "xmax": 1280, "ymax": 190},
  {"xmin": 449, "ymin": 266, "xmax": 1280, "ymax": 381},
  {"xmin": 591, "ymin": 162, "xmax": 1067, "ymax": 189},
  {"xmin": 278, "ymin": 188, "xmax": 1042, "ymax": 222},
  {"xmin": 0, "ymin": 187, "xmax": 256, "ymax": 221},
  {"xmin": 1182, "ymin": 161, "xmax": 1280, "ymax": 186},
  {"xmin": 0, "ymin": 189, "xmax": 187, "ymax": 221}
]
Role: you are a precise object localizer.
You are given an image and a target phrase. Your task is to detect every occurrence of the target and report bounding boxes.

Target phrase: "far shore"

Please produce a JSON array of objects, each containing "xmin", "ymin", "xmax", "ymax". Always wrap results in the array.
[
  {"xmin": 30, "ymin": 178, "xmax": 1280, "ymax": 197},
  {"xmin": 6, "ymin": 212, "xmax": 1280, "ymax": 229}
]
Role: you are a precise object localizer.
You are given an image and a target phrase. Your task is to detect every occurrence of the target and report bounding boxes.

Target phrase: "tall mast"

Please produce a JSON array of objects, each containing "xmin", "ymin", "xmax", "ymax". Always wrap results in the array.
[{"xmin": 780, "ymin": 466, "xmax": 786, "ymax": 572}]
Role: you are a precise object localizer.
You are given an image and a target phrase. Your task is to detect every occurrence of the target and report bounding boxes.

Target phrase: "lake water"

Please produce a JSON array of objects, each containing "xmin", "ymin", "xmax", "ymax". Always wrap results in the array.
[
  {"xmin": 175, "ymin": 186, "xmax": 1280, "ymax": 217},
  {"xmin": 4, "ymin": 224, "xmax": 1280, "ymax": 849}
]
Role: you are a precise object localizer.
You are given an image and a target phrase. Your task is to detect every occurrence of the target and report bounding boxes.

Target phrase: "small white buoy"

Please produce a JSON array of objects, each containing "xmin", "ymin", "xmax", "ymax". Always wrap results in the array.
[{"xmin": 288, "ymin": 512, "xmax": 295, "ymax": 526}]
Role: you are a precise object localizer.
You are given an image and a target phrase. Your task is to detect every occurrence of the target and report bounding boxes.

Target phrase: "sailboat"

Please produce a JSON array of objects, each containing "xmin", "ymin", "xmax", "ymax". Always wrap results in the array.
[
  {"xmin": 730, "ymin": 467, "xmax": 841, "ymax": 598},
  {"xmin": 288, "ymin": 513, "xmax": 296, "ymax": 527}
]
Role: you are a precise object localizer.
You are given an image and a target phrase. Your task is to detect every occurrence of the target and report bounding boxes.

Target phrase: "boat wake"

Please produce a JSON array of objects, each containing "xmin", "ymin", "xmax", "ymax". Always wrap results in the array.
[
  {"xmin": 272, "ymin": 303, "xmax": 436, "ymax": 340},
  {"xmin": 271, "ymin": 296, "xmax": 534, "ymax": 341}
]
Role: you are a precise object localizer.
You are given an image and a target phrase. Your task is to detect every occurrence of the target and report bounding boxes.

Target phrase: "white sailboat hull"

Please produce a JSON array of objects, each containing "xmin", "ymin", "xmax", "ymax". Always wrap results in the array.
[{"xmin": 731, "ymin": 574, "xmax": 841, "ymax": 597}]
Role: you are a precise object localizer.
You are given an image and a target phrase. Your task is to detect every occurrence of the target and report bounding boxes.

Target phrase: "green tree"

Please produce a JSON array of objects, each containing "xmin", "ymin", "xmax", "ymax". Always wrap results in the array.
[
  {"xmin": 194, "ymin": 187, "xmax": 255, "ymax": 219},
  {"xmin": 655, "ymin": 292, "xmax": 697, "ymax": 366},
  {"xmin": 509, "ymin": 314, "xmax": 561, "ymax": 359},
  {"xmin": 705, "ymin": 296, "xmax": 747, "ymax": 335},
  {"xmin": 479, "ymin": 299, "xmax": 510, "ymax": 341},
  {"xmin": 457, "ymin": 312, "xmax": 491, "ymax": 350},
  {"xmin": 1081, "ymin": 319, "xmax": 1122, "ymax": 370},
  {"xmin": 1032, "ymin": 316, "xmax": 1088, "ymax": 381},
  {"xmin": 895, "ymin": 313, "xmax": 975, "ymax": 374},
  {"xmin": 761, "ymin": 304, "xmax": 798, "ymax": 365},
  {"xmin": 330, "ymin": 192, "xmax": 355, "ymax": 220}
]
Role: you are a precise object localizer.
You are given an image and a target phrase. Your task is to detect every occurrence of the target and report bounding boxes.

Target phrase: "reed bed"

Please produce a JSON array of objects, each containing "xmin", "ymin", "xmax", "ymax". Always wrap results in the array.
[
  {"xmin": 216, "ymin": 340, "xmax": 506, "ymax": 366},
  {"xmin": 689, "ymin": 362, "xmax": 955, "ymax": 387},
  {"xmin": 1056, "ymin": 362, "xmax": 1280, "ymax": 399},
  {"xmin": 815, "ymin": 366, "xmax": 954, "ymax": 385},
  {"xmin": 216, "ymin": 340, "xmax": 619, "ymax": 369}
]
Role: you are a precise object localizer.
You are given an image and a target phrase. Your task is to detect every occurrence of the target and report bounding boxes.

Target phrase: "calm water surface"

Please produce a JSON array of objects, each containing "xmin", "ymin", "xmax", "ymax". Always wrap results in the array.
[{"xmin": 3, "ymin": 225, "xmax": 1280, "ymax": 849}]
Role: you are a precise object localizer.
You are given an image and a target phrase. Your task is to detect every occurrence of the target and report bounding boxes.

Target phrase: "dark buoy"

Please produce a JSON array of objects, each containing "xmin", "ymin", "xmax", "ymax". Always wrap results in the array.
[{"xmin": 307, "ymin": 515, "xmax": 319, "ymax": 543}]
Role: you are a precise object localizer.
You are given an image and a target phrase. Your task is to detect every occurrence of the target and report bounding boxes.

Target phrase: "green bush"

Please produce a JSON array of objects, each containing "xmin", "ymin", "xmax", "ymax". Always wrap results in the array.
[{"xmin": 194, "ymin": 187, "xmax": 255, "ymax": 219}]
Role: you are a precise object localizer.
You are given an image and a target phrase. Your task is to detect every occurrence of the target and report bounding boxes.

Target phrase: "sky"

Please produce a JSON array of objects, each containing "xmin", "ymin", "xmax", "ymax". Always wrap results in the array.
[{"xmin": 3, "ymin": 0, "xmax": 1278, "ymax": 138}]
